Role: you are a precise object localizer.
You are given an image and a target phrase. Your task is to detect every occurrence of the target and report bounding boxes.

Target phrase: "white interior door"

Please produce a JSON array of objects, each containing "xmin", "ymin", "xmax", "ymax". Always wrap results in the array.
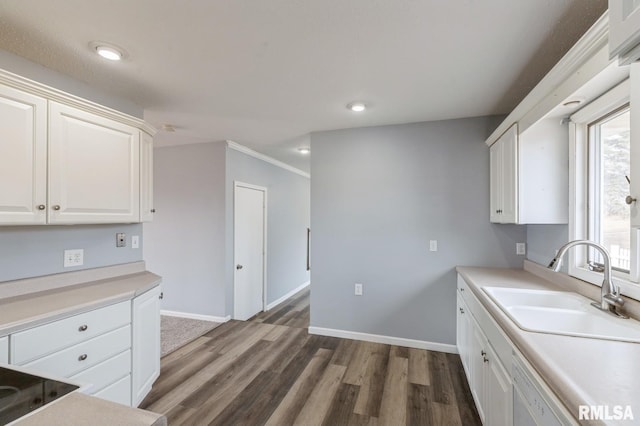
[{"xmin": 234, "ymin": 183, "xmax": 266, "ymax": 320}]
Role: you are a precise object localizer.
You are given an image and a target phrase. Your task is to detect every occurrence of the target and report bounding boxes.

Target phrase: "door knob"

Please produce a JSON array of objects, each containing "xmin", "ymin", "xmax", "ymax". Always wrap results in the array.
[{"xmin": 236, "ymin": 264, "xmax": 243, "ymax": 270}]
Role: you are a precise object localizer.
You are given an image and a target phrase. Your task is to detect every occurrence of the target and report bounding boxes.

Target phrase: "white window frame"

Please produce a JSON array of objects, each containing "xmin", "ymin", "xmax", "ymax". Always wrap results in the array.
[{"xmin": 569, "ymin": 78, "xmax": 640, "ymax": 301}]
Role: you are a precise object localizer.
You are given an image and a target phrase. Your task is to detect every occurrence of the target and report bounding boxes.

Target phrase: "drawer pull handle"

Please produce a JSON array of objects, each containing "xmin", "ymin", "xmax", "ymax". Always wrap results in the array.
[
  {"xmin": 78, "ymin": 325, "xmax": 88, "ymax": 332},
  {"xmin": 78, "ymin": 354, "xmax": 88, "ymax": 361}
]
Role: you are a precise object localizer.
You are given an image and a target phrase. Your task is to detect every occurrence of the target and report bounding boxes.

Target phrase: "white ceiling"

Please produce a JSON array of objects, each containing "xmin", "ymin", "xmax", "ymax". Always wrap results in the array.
[{"xmin": 0, "ymin": 0, "xmax": 606, "ymax": 172}]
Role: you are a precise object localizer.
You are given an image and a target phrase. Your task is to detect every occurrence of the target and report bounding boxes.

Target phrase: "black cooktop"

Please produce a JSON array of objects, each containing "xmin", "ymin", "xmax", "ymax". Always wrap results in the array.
[{"xmin": 0, "ymin": 366, "xmax": 78, "ymax": 425}]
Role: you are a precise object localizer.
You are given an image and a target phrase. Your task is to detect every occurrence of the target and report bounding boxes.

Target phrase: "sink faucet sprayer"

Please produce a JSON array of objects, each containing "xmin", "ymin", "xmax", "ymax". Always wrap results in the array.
[{"xmin": 548, "ymin": 240, "xmax": 628, "ymax": 318}]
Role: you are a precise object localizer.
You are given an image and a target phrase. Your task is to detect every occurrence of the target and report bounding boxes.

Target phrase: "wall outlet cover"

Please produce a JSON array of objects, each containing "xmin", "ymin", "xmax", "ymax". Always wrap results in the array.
[
  {"xmin": 116, "ymin": 233, "xmax": 126, "ymax": 248},
  {"xmin": 64, "ymin": 249, "xmax": 84, "ymax": 268}
]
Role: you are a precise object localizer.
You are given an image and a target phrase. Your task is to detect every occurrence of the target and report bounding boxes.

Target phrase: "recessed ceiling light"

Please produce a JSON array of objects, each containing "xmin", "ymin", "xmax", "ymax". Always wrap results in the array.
[
  {"xmin": 89, "ymin": 41, "xmax": 126, "ymax": 61},
  {"xmin": 347, "ymin": 102, "xmax": 366, "ymax": 112},
  {"xmin": 298, "ymin": 147, "xmax": 310, "ymax": 154}
]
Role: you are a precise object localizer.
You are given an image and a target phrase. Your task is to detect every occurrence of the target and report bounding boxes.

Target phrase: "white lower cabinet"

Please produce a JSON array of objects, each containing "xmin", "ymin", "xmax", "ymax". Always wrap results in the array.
[
  {"xmin": 7, "ymin": 286, "xmax": 161, "ymax": 407},
  {"xmin": 132, "ymin": 286, "xmax": 161, "ymax": 407},
  {"xmin": 0, "ymin": 336, "xmax": 8, "ymax": 364},
  {"xmin": 457, "ymin": 275, "xmax": 512, "ymax": 425},
  {"xmin": 94, "ymin": 374, "xmax": 132, "ymax": 406},
  {"xmin": 71, "ymin": 350, "xmax": 131, "ymax": 395}
]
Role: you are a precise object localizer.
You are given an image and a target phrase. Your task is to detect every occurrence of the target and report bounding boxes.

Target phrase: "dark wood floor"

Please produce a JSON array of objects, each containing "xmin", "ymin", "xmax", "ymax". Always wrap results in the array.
[{"xmin": 140, "ymin": 288, "xmax": 480, "ymax": 425}]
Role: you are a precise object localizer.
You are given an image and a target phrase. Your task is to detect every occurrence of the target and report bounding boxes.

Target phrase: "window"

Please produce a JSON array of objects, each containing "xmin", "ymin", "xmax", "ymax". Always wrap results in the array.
[
  {"xmin": 569, "ymin": 79, "xmax": 638, "ymax": 290},
  {"xmin": 587, "ymin": 106, "xmax": 631, "ymax": 272}
]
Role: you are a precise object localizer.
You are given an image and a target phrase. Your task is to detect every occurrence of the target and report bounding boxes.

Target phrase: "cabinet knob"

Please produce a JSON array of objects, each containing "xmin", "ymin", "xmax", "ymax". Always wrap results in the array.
[
  {"xmin": 236, "ymin": 264, "xmax": 243, "ymax": 270},
  {"xmin": 626, "ymin": 195, "xmax": 636, "ymax": 205},
  {"xmin": 78, "ymin": 324, "xmax": 88, "ymax": 332},
  {"xmin": 151, "ymin": 209, "xmax": 156, "ymax": 213},
  {"xmin": 159, "ymin": 292, "xmax": 164, "ymax": 300},
  {"xmin": 53, "ymin": 205, "xmax": 61, "ymax": 211},
  {"xmin": 483, "ymin": 356, "xmax": 489, "ymax": 363},
  {"xmin": 459, "ymin": 307, "xmax": 465, "ymax": 314},
  {"xmin": 481, "ymin": 350, "xmax": 486, "ymax": 356},
  {"xmin": 78, "ymin": 354, "xmax": 88, "ymax": 361},
  {"xmin": 37, "ymin": 204, "xmax": 46, "ymax": 210}
]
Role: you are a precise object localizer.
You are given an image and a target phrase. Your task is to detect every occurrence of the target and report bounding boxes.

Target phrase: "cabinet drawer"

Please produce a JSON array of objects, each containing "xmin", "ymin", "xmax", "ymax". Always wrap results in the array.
[
  {"xmin": 71, "ymin": 349, "xmax": 131, "ymax": 394},
  {"xmin": 21, "ymin": 325, "xmax": 131, "ymax": 378},
  {"xmin": 12, "ymin": 301, "xmax": 131, "ymax": 364},
  {"xmin": 0, "ymin": 336, "xmax": 7, "ymax": 364},
  {"xmin": 94, "ymin": 374, "xmax": 131, "ymax": 407}
]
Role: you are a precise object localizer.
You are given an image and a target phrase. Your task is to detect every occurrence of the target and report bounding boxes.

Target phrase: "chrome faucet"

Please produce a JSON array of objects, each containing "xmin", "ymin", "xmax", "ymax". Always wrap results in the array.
[{"xmin": 548, "ymin": 240, "xmax": 628, "ymax": 318}]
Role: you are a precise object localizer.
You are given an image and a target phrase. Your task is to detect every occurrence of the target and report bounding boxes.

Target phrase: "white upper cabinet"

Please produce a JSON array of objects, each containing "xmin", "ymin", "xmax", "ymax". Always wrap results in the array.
[
  {"xmin": 609, "ymin": 0, "xmax": 640, "ymax": 64},
  {"xmin": 0, "ymin": 69, "xmax": 154, "ymax": 226},
  {"xmin": 49, "ymin": 102, "xmax": 140, "ymax": 224},
  {"xmin": 490, "ymin": 124, "xmax": 518, "ymax": 224},
  {"xmin": 0, "ymin": 85, "xmax": 47, "ymax": 225},
  {"xmin": 489, "ymin": 120, "xmax": 568, "ymax": 225},
  {"xmin": 139, "ymin": 131, "xmax": 155, "ymax": 222}
]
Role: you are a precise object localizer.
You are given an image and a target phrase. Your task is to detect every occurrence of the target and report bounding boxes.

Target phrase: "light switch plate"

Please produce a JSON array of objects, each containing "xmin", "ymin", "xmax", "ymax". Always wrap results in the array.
[
  {"xmin": 516, "ymin": 243, "xmax": 526, "ymax": 256},
  {"xmin": 430, "ymin": 240, "xmax": 438, "ymax": 252},
  {"xmin": 132, "ymin": 235, "xmax": 139, "ymax": 249},
  {"xmin": 355, "ymin": 283, "xmax": 363, "ymax": 296}
]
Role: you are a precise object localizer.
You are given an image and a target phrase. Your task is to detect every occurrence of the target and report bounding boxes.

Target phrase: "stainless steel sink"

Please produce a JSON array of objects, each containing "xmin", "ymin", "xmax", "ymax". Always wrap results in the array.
[{"xmin": 482, "ymin": 287, "xmax": 640, "ymax": 343}]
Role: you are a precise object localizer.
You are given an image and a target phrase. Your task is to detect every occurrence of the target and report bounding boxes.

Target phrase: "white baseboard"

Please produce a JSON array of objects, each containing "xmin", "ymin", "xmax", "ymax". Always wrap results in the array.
[
  {"xmin": 308, "ymin": 326, "xmax": 458, "ymax": 354},
  {"xmin": 266, "ymin": 281, "xmax": 310, "ymax": 310},
  {"xmin": 161, "ymin": 310, "xmax": 231, "ymax": 323}
]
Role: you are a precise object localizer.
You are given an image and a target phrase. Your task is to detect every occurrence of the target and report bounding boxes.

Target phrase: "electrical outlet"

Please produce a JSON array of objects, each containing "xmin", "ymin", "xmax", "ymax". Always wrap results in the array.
[
  {"xmin": 354, "ymin": 283, "xmax": 363, "ymax": 296},
  {"xmin": 64, "ymin": 249, "xmax": 84, "ymax": 268},
  {"xmin": 429, "ymin": 240, "xmax": 438, "ymax": 252},
  {"xmin": 516, "ymin": 243, "xmax": 526, "ymax": 256},
  {"xmin": 132, "ymin": 235, "xmax": 140, "ymax": 249},
  {"xmin": 116, "ymin": 233, "xmax": 126, "ymax": 248}
]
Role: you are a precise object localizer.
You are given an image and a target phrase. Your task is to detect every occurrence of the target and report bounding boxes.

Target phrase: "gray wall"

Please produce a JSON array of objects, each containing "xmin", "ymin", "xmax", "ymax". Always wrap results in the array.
[
  {"xmin": 144, "ymin": 142, "xmax": 227, "ymax": 316},
  {"xmin": 225, "ymin": 148, "xmax": 311, "ymax": 314},
  {"xmin": 310, "ymin": 117, "xmax": 526, "ymax": 345},
  {"xmin": 0, "ymin": 49, "xmax": 145, "ymax": 283},
  {"xmin": 526, "ymin": 224, "xmax": 569, "ymax": 266},
  {"xmin": 0, "ymin": 224, "xmax": 142, "ymax": 282}
]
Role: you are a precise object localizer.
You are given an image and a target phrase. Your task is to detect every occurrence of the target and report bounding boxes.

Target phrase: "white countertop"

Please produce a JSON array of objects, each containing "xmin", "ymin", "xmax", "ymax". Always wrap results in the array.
[
  {"xmin": 0, "ymin": 262, "xmax": 164, "ymax": 425},
  {"xmin": 0, "ymin": 269, "xmax": 160, "ymax": 335},
  {"xmin": 457, "ymin": 266, "xmax": 640, "ymax": 424}
]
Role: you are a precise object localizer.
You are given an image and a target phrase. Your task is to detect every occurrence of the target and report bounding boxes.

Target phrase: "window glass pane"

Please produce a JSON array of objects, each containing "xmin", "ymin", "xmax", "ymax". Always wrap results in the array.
[{"xmin": 589, "ymin": 108, "xmax": 630, "ymax": 271}]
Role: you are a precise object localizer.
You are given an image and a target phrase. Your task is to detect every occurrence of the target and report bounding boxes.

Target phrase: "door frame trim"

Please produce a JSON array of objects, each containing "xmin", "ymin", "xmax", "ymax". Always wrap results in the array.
[{"xmin": 233, "ymin": 181, "xmax": 268, "ymax": 320}]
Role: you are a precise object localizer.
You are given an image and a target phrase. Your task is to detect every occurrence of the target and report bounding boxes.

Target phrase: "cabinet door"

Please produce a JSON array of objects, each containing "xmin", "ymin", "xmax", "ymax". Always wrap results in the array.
[
  {"xmin": 500, "ymin": 124, "xmax": 518, "ymax": 223},
  {"xmin": 485, "ymin": 344, "xmax": 512, "ymax": 426},
  {"xmin": 48, "ymin": 102, "xmax": 140, "ymax": 224},
  {"xmin": 0, "ymin": 85, "xmax": 47, "ymax": 225},
  {"xmin": 470, "ymin": 323, "xmax": 487, "ymax": 424},
  {"xmin": 489, "ymin": 141, "xmax": 502, "ymax": 223},
  {"xmin": 132, "ymin": 286, "xmax": 161, "ymax": 407},
  {"xmin": 609, "ymin": 0, "xmax": 640, "ymax": 63},
  {"xmin": 456, "ymin": 294, "xmax": 471, "ymax": 377},
  {"xmin": 0, "ymin": 336, "xmax": 8, "ymax": 364},
  {"xmin": 139, "ymin": 131, "xmax": 154, "ymax": 222}
]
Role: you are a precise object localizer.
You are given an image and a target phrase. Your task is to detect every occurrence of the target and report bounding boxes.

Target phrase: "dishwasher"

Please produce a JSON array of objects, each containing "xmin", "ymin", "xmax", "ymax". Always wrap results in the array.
[{"xmin": 512, "ymin": 357, "xmax": 575, "ymax": 425}]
